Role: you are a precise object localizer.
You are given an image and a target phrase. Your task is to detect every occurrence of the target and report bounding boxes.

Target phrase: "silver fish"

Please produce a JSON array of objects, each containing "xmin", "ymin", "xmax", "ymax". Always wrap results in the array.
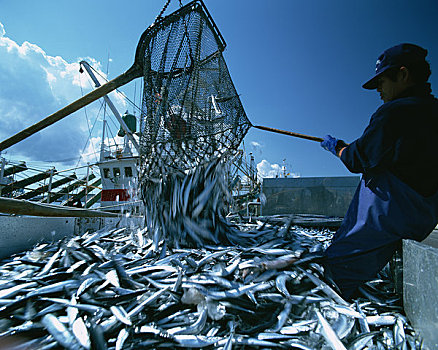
[
  {"xmin": 115, "ymin": 328, "xmax": 130, "ymax": 350},
  {"xmin": 110, "ymin": 305, "xmax": 132, "ymax": 326},
  {"xmin": 41, "ymin": 314, "xmax": 82, "ymax": 350},
  {"xmin": 0, "ymin": 282, "xmax": 37, "ymax": 299},
  {"xmin": 37, "ymin": 248, "xmax": 62, "ymax": 277},
  {"xmin": 269, "ymin": 300, "xmax": 292, "ymax": 332},
  {"xmin": 72, "ymin": 317, "xmax": 91, "ymax": 350},
  {"xmin": 167, "ymin": 303, "xmax": 208, "ymax": 335},
  {"xmin": 315, "ymin": 310, "xmax": 347, "ymax": 350}
]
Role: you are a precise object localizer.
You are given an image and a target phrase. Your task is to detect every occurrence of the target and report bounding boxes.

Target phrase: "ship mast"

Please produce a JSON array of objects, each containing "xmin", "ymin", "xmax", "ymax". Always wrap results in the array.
[{"xmin": 79, "ymin": 61, "xmax": 140, "ymax": 153}]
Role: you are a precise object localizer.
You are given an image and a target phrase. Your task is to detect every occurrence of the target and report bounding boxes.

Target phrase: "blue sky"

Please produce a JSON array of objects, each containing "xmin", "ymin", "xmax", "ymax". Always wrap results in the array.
[{"xmin": 1, "ymin": 0, "xmax": 437, "ymax": 178}]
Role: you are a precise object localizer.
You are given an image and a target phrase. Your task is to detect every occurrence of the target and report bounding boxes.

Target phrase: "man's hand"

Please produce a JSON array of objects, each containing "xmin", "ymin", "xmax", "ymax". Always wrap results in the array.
[
  {"xmin": 321, "ymin": 135, "xmax": 347, "ymax": 157},
  {"xmin": 321, "ymin": 135, "xmax": 339, "ymax": 155}
]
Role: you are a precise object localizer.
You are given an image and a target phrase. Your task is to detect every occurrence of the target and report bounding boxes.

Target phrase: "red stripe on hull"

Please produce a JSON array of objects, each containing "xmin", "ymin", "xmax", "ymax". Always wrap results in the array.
[{"xmin": 101, "ymin": 189, "xmax": 130, "ymax": 202}]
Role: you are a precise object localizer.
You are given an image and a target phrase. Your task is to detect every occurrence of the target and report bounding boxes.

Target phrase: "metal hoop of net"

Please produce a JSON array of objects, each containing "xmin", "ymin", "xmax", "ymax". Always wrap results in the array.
[{"xmin": 138, "ymin": 1, "xmax": 251, "ymax": 178}]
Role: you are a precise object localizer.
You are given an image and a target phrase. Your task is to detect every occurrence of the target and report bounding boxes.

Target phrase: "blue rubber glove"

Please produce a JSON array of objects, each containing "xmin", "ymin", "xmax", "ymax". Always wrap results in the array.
[{"xmin": 321, "ymin": 135, "xmax": 339, "ymax": 156}]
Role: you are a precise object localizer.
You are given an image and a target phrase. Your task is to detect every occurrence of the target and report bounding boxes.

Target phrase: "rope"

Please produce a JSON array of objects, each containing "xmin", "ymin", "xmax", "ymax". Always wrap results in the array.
[
  {"xmin": 79, "ymin": 81, "xmax": 99, "ymax": 164},
  {"xmin": 98, "ymin": 200, "xmax": 143, "ymax": 210}
]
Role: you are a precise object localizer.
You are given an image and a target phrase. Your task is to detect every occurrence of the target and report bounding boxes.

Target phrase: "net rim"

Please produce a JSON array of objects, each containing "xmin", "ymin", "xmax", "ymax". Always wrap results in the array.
[{"xmin": 134, "ymin": 0, "xmax": 226, "ymax": 69}]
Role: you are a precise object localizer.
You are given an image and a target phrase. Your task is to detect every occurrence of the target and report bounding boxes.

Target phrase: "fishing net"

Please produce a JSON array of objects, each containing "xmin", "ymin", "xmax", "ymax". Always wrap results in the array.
[
  {"xmin": 138, "ymin": 1, "xmax": 251, "ymax": 177},
  {"xmin": 136, "ymin": 1, "xmax": 253, "ymax": 248}
]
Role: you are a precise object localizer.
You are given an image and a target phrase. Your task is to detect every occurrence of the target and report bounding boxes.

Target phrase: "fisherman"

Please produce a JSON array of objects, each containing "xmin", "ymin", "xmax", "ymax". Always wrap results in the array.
[{"xmin": 320, "ymin": 43, "xmax": 438, "ymax": 299}]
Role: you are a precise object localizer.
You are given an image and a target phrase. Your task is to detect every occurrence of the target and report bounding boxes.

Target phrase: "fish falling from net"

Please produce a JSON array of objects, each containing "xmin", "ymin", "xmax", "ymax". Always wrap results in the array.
[{"xmin": 141, "ymin": 156, "xmax": 250, "ymax": 249}]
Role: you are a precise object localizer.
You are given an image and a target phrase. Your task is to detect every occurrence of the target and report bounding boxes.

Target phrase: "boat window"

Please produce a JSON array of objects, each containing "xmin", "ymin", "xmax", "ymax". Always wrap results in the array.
[
  {"xmin": 124, "ymin": 167, "xmax": 133, "ymax": 177},
  {"xmin": 103, "ymin": 168, "xmax": 110, "ymax": 178},
  {"xmin": 113, "ymin": 167, "xmax": 121, "ymax": 177}
]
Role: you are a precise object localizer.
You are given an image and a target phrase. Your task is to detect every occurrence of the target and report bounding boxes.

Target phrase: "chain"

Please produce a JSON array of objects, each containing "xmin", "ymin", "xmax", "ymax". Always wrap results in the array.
[{"xmin": 154, "ymin": 0, "xmax": 172, "ymax": 23}]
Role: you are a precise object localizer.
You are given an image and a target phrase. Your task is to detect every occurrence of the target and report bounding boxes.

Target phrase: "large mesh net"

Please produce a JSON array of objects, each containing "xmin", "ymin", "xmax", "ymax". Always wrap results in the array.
[
  {"xmin": 136, "ymin": 1, "xmax": 253, "ymax": 248},
  {"xmin": 138, "ymin": 1, "xmax": 251, "ymax": 177}
]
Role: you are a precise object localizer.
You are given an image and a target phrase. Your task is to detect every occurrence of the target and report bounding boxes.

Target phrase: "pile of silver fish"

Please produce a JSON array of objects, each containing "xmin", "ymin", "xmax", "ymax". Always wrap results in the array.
[
  {"xmin": 0, "ymin": 218, "xmax": 422, "ymax": 349},
  {"xmin": 0, "ymin": 159, "xmax": 423, "ymax": 348}
]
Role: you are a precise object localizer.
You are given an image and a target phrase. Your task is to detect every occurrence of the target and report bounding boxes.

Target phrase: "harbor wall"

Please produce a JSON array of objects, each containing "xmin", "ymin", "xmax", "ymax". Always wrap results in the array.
[
  {"xmin": 0, "ymin": 215, "xmax": 143, "ymax": 260},
  {"xmin": 261, "ymin": 176, "xmax": 361, "ymax": 217},
  {"xmin": 403, "ymin": 232, "xmax": 438, "ymax": 350}
]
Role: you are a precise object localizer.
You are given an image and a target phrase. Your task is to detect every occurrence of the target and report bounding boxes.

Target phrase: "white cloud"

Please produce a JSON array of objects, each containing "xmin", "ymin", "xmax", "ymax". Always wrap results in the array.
[
  {"xmin": 257, "ymin": 159, "xmax": 300, "ymax": 178},
  {"xmin": 79, "ymin": 136, "xmax": 102, "ymax": 164},
  {"xmin": 250, "ymin": 140, "xmax": 263, "ymax": 156},
  {"xmin": 0, "ymin": 22, "xmax": 126, "ymax": 166},
  {"xmin": 257, "ymin": 160, "xmax": 282, "ymax": 178}
]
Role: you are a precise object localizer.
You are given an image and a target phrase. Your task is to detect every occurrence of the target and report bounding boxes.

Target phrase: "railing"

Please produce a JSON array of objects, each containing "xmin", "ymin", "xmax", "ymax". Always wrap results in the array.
[{"xmin": 0, "ymin": 159, "xmax": 102, "ymax": 209}]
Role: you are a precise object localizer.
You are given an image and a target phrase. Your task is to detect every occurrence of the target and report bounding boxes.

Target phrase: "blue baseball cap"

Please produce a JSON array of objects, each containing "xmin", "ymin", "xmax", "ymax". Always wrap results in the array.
[{"xmin": 362, "ymin": 43, "xmax": 428, "ymax": 89}]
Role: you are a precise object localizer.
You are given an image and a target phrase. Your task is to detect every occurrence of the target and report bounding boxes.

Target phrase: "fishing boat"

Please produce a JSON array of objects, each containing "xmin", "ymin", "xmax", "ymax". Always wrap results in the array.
[{"xmin": 0, "ymin": 58, "xmax": 147, "ymax": 258}]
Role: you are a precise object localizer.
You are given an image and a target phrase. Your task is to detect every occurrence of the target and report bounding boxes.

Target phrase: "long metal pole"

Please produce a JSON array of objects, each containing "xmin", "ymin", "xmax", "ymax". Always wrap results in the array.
[
  {"xmin": 85, "ymin": 163, "xmax": 90, "ymax": 205},
  {"xmin": 0, "ymin": 65, "xmax": 142, "ymax": 152},
  {"xmin": 0, "ymin": 197, "xmax": 120, "ymax": 217},
  {"xmin": 79, "ymin": 61, "xmax": 140, "ymax": 152},
  {"xmin": 100, "ymin": 120, "xmax": 107, "ymax": 161},
  {"xmin": 253, "ymin": 125, "xmax": 323, "ymax": 142},
  {"xmin": 46, "ymin": 167, "xmax": 54, "ymax": 203},
  {"xmin": 0, "ymin": 158, "xmax": 5, "ymax": 197}
]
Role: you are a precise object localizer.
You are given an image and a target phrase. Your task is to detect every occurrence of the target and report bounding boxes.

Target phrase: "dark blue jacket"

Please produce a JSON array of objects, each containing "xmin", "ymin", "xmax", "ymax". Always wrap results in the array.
[
  {"xmin": 324, "ymin": 83, "xmax": 438, "ymax": 298},
  {"xmin": 340, "ymin": 83, "xmax": 438, "ymax": 197}
]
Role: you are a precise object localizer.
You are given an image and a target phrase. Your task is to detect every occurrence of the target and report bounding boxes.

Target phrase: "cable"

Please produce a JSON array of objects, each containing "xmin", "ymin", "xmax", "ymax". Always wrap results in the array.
[
  {"xmin": 87, "ymin": 64, "xmax": 142, "ymax": 116},
  {"xmin": 80, "ymin": 79, "xmax": 98, "ymax": 163}
]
